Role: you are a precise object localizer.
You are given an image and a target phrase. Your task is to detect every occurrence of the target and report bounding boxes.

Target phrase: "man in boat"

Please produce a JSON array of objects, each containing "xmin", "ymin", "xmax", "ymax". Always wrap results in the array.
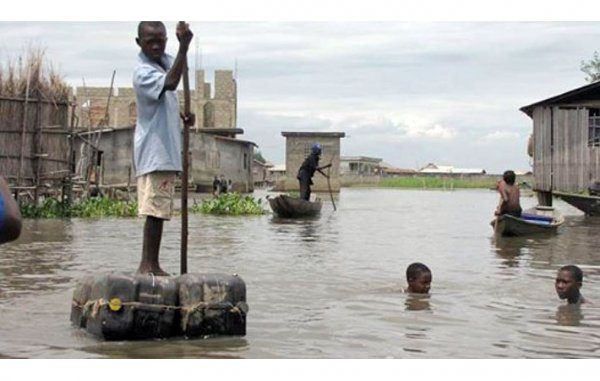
[
  {"xmin": 133, "ymin": 21, "xmax": 194, "ymax": 275},
  {"xmin": 0, "ymin": 175, "xmax": 22, "ymax": 244},
  {"xmin": 297, "ymin": 143, "xmax": 330, "ymax": 201},
  {"xmin": 404, "ymin": 262, "xmax": 432, "ymax": 294},
  {"xmin": 555, "ymin": 265, "xmax": 587, "ymax": 304},
  {"xmin": 494, "ymin": 170, "xmax": 522, "ymax": 217}
]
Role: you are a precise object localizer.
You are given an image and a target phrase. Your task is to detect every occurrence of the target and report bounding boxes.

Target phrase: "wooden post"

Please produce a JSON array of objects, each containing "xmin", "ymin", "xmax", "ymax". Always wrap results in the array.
[
  {"xmin": 18, "ymin": 65, "xmax": 32, "ymax": 187},
  {"xmin": 180, "ymin": 21, "xmax": 191, "ymax": 275}
]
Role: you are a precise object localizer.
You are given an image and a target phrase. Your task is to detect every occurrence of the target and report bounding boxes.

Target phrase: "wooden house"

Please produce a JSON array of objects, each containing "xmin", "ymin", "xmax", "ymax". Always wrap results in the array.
[{"xmin": 520, "ymin": 81, "xmax": 600, "ymax": 212}]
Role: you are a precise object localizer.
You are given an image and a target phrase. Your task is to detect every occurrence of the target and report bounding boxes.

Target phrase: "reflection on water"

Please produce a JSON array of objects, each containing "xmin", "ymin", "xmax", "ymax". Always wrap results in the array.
[
  {"xmin": 555, "ymin": 304, "xmax": 583, "ymax": 326},
  {"xmin": 0, "ymin": 189, "xmax": 599, "ymax": 358},
  {"xmin": 405, "ymin": 293, "xmax": 431, "ymax": 311},
  {"xmin": 0, "ymin": 220, "xmax": 75, "ymax": 300}
]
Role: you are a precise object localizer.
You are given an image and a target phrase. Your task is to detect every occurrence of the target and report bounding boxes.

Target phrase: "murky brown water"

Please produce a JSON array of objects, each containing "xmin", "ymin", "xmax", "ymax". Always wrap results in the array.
[{"xmin": 1, "ymin": 188, "xmax": 599, "ymax": 358}]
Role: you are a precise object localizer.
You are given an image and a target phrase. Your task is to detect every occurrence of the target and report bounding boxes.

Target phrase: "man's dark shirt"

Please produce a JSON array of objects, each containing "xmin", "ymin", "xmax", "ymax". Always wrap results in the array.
[{"xmin": 297, "ymin": 153, "xmax": 320, "ymax": 184}]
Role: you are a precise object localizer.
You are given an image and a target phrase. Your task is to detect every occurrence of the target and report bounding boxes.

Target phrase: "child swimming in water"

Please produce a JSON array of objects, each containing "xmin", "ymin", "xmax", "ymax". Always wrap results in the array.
[{"xmin": 405, "ymin": 262, "xmax": 432, "ymax": 294}]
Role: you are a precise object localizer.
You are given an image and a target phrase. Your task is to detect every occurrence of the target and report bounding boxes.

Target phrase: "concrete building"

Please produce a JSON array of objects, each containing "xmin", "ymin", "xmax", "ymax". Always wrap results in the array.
[
  {"xmin": 281, "ymin": 131, "xmax": 345, "ymax": 192},
  {"xmin": 71, "ymin": 69, "xmax": 256, "ymax": 193},
  {"xmin": 252, "ymin": 160, "xmax": 273, "ymax": 187},
  {"xmin": 74, "ymin": 127, "xmax": 255, "ymax": 193},
  {"xmin": 267, "ymin": 164, "xmax": 286, "ymax": 181},
  {"xmin": 74, "ymin": 69, "xmax": 237, "ymax": 133}
]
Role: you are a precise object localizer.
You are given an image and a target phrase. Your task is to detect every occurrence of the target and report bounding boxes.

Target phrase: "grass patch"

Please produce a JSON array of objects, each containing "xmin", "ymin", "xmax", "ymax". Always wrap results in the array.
[
  {"xmin": 191, "ymin": 193, "xmax": 266, "ymax": 215},
  {"xmin": 20, "ymin": 197, "xmax": 138, "ymax": 218},
  {"xmin": 379, "ymin": 176, "xmax": 498, "ymax": 189}
]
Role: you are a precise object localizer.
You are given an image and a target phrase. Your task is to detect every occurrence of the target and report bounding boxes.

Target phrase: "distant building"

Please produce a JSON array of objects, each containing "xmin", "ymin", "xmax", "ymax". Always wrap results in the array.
[
  {"xmin": 267, "ymin": 164, "xmax": 287, "ymax": 183},
  {"xmin": 281, "ymin": 131, "xmax": 345, "ymax": 192},
  {"xmin": 340, "ymin": 156, "xmax": 382, "ymax": 176},
  {"xmin": 418, "ymin": 163, "xmax": 486, "ymax": 175},
  {"xmin": 252, "ymin": 159, "xmax": 273, "ymax": 187},
  {"xmin": 379, "ymin": 162, "xmax": 417, "ymax": 177}
]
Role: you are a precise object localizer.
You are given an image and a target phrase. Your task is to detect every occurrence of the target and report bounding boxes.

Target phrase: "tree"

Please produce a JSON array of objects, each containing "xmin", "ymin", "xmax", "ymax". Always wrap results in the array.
[
  {"xmin": 580, "ymin": 51, "xmax": 600, "ymax": 83},
  {"xmin": 253, "ymin": 149, "xmax": 266, "ymax": 164}
]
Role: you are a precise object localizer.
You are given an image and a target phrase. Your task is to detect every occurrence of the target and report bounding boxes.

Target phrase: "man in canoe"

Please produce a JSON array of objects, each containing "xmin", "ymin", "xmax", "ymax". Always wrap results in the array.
[
  {"xmin": 0, "ymin": 175, "xmax": 22, "ymax": 244},
  {"xmin": 297, "ymin": 143, "xmax": 330, "ymax": 201},
  {"xmin": 555, "ymin": 265, "xmax": 587, "ymax": 304},
  {"xmin": 495, "ymin": 170, "xmax": 522, "ymax": 217},
  {"xmin": 133, "ymin": 21, "xmax": 194, "ymax": 275}
]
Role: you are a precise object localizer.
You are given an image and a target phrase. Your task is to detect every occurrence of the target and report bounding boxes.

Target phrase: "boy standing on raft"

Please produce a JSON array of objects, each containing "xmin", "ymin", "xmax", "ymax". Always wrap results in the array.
[{"xmin": 133, "ymin": 21, "xmax": 194, "ymax": 275}]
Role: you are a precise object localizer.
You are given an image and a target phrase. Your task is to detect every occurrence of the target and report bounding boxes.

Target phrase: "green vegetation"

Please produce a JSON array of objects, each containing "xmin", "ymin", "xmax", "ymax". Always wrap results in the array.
[
  {"xmin": 20, "ymin": 197, "xmax": 138, "ymax": 218},
  {"xmin": 379, "ymin": 176, "xmax": 499, "ymax": 189},
  {"xmin": 581, "ymin": 51, "xmax": 600, "ymax": 83},
  {"xmin": 253, "ymin": 149, "xmax": 266, "ymax": 164},
  {"xmin": 191, "ymin": 193, "xmax": 266, "ymax": 215}
]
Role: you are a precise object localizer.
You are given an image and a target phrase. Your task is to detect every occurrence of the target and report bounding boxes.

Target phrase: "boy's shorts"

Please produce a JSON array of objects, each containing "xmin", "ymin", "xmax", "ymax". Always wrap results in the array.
[{"xmin": 137, "ymin": 171, "xmax": 176, "ymax": 220}]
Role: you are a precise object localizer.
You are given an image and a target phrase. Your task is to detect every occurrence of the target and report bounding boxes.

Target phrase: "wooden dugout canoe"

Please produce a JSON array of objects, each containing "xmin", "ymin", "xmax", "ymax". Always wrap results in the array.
[
  {"xmin": 553, "ymin": 191, "xmax": 600, "ymax": 217},
  {"xmin": 267, "ymin": 194, "xmax": 322, "ymax": 218},
  {"xmin": 491, "ymin": 213, "xmax": 564, "ymax": 236}
]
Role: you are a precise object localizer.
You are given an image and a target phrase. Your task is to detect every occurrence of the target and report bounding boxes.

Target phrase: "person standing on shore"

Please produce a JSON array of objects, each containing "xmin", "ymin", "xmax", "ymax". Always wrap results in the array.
[{"xmin": 133, "ymin": 21, "xmax": 194, "ymax": 275}]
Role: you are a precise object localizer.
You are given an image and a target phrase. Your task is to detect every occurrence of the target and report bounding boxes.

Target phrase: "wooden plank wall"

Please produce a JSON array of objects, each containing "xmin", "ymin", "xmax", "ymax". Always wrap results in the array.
[
  {"xmin": 592, "ymin": 147, "xmax": 600, "ymax": 184},
  {"xmin": 551, "ymin": 107, "xmax": 595, "ymax": 193},
  {"xmin": 533, "ymin": 106, "xmax": 552, "ymax": 191},
  {"xmin": 533, "ymin": 104, "xmax": 600, "ymax": 193}
]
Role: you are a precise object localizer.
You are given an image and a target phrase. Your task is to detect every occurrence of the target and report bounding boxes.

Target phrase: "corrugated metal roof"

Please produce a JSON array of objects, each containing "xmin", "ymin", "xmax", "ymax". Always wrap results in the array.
[{"xmin": 520, "ymin": 81, "xmax": 600, "ymax": 117}]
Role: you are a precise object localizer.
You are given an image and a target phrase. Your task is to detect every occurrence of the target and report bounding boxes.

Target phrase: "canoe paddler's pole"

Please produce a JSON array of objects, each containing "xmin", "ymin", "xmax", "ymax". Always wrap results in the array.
[
  {"xmin": 324, "ymin": 162, "xmax": 336, "ymax": 211},
  {"xmin": 179, "ymin": 21, "xmax": 191, "ymax": 275}
]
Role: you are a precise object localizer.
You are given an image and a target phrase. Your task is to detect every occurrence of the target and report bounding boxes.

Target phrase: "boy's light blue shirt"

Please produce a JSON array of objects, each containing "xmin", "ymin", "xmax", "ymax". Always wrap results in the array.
[{"xmin": 133, "ymin": 52, "xmax": 182, "ymax": 177}]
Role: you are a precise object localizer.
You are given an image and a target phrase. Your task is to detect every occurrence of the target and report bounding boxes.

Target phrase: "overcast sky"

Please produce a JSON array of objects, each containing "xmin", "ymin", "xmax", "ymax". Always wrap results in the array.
[{"xmin": 1, "ymin": 21, "xmax": 599, "ymax": 173}]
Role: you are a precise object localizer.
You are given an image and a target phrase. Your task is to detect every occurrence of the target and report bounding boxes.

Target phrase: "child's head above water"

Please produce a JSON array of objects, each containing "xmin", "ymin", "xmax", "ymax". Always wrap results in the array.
[
  {"xmin": 555, "ymin": 265, "xmax": 584, "ymax": 304},
  {"xmin": 406, "ymin": 262, "xmax": 432, "ymax": 294}
]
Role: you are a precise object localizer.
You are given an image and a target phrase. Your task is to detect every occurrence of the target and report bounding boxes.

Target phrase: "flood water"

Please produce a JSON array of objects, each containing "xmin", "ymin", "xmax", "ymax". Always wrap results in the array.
[{"xmin": 1, "ymin": 188, "xmax": 599, "ymax": 358}]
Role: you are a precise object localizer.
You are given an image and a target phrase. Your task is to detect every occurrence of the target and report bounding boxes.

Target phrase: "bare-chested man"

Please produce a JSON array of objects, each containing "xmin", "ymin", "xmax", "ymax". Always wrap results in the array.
[{"xmin": 495, "ymin": 170, "xmax": 522, "ymax": 217}]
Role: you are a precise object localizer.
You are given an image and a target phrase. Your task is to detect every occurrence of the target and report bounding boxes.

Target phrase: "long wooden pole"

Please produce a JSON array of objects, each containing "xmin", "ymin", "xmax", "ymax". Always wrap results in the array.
[
  {"xmin": 180, "ymin": 21, "xmax": 191, "ymax": 275},
  {"xmin": 326, "ymin": 166, "xmax": 336, "ymax": 211}
]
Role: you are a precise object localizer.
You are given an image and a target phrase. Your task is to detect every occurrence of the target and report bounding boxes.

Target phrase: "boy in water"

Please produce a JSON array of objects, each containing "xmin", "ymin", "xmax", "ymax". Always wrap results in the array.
[
  {"xmin": 405, "ymin": 262, "xmax": 432, "ymax": 294},
  {"xmin": 495, "ymin": 170, "xmax": 522, "ymax": 217},
  {"xmin": 555, "ymin": 265, "xmax": 587, "ymax": 304}
]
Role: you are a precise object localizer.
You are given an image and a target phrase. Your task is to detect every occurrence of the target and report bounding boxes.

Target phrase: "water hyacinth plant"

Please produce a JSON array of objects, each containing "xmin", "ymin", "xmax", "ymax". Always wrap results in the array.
[
  {"xmin": 191, "ymin": 193, "xmax": 266, "ymax": 215},
  {"xmin": 20, "ymin": 197, "xmax": 138, "ymax": 218}
]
